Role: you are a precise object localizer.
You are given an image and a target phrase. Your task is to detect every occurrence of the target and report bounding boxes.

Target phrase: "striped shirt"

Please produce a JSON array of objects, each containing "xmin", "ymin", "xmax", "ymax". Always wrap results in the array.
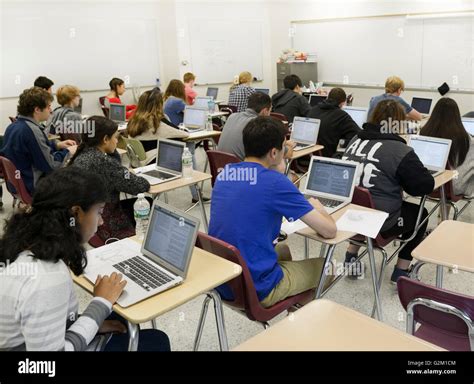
[{"xmin": 0, "ymin": 251, "xmax": 112, "ymax": 351}]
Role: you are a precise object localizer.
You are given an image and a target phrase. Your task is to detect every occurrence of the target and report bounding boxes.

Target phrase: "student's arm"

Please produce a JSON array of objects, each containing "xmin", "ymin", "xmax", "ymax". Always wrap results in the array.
[
  {"xmin": 299, "ymin": 97, "xmax": 312, "ymax": 117},
  {"xmin": 26, "ymin": 128, "xmax": 70, "ymax": 173},
  {"xmin": 300, "ymin": 198, "xmax": 337, "ymax": 239},
  {"xmin": 407, "ymin": 108, "xmax": 422, "ymax": 121},
  {"xmin": 107, "ymin": 158, "xmax": 151, "ymax": 195},
  {"xmin": 397, "ymin": 150, "xmax": 434, "ymax": 196},
  {"xmin": 340, "ymin": 114, "xmax": 362, "ymax": 147},
  {"xmin": 158, "ymin": 120, "xmax": 189, "ymax": 139}
]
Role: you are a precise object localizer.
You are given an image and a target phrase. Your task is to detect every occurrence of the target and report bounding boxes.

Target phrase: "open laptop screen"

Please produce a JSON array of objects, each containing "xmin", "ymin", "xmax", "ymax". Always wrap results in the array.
[
  {"xmin": 307, "ymin": 159, "xmax": 357, "ymax": 198},
  {"xmin": 157, "ymin": 140, "xmax": 184, "ymax": 172},
  {"xmin": 193, "ymin": 97, "xmax": 212, "ymax": 109},
  {"xmin": 109, "ymin": 103, "xmax": 126, "ymax": 122},
  {"xmin": 255, "ymin": 88, "xmax": 270, "ymax": 94},
  {"xmin": 292, "ymin": 118, "xmax": 319, "ymax": 144},
  {"xmin": 411, "ymin": 97, "xmax": 432, "ymax": 114},
  {"xmin": 206, "ymin": 87, "xmax": 218, "ymax": 99},
  {"xmin": 344, "ymin": 107, "xmax": 367, "ymax": 128},
  {"xmin": 309, "ymin": 94, "xmax": 327, "ymax": 107},
  {"xmin": 409, "ymin": 137, "xmax": 450, "ymax": 169},
  {"xmin": 184, "ymin": 107, "xmax": 206, "ymax": 128},
  {"xmin": 144, "ymin": 204, "xmax": 196, "ymax": 272},
  {"xmin": 462, "ymin": 118, "xmax": 474, "ymax": 136}
]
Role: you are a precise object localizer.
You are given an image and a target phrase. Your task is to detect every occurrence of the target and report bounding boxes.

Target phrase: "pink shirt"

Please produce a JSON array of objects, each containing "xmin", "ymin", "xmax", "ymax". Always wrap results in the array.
[{"xmin": 185, "ymin": 84, "xmax": 197, "ymax": 105}]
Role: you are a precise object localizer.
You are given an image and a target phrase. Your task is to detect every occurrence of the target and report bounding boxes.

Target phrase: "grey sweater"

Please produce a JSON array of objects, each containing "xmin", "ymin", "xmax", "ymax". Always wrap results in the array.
[{"xmin": 453, "ymin": 138, "xmax": 474, "ymax": 197}]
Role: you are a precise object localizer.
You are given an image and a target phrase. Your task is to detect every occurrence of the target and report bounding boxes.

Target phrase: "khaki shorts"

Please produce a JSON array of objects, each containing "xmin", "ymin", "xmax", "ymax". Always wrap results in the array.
[{"xmin": 260, "ymin": 243, "xmax": 333, "ymax": 308}]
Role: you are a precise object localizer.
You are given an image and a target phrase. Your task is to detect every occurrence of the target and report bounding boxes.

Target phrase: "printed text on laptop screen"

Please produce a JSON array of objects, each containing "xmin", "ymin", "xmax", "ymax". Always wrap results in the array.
[
  {"xmin": 144, "ymin": 207, "xmax": 195, "ymax": 272},
  {"xmin": 293, "ymin": 120, "xmax": 318, "ymax": 143},
  {"xmin": 410, "ymin": 139, "xmax": 449, "ymax": 169},
  {"xmin": 307, "ymin": 161, "xmax": 356, "ymax": 197},
  {"xmin": 158, "ymin": 142, "xmax": 183, "ymax": 172}
]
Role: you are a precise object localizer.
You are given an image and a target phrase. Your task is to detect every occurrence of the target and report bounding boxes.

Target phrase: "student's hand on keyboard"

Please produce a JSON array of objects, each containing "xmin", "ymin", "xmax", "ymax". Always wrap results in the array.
[
  {"xmin": 285, "ymin": 140, "xmax": 296, "ymax": 159},
  {"xmin": 57, "ymin": 139, "xmax": 76, "ymax": 149},
  {"xmin": 94, "ymin": 272, "xmax": 127, "ymax": 305},
  {"xmin": 98, "ymin": 320, "xmax": 127, "ymax": 334},
  {"xmin": 309, "ymin": 197, "xmax": 331, "ymax": 217}
]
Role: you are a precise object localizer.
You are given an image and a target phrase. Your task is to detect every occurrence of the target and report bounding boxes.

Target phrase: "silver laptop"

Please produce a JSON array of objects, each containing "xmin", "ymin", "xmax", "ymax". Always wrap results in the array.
[
  {"xmin": 462, "ymin": 117, "xmax": 474, "ymax": 136},
  {"xmin": 303, "ymin": 156, "xmax": 359, "ymax": 214},
  {"xmin": 135, "ymin": 139, "xmax": 185, "ymax": 185},
  {"xmin": 183, "ymin": 106, "xmax": 207, "ymax": 131},
  {"xmin": 408, "ymin": 135, "xmax": 452, "ymax": 177},
  {"xmin": 411, "ymin": 97, "xmax": 432, "ymax": 116},
  {"xmin": 343, "ymin": 106, "xmax": 368, "ymax": 129},
  {"xmin": 206, "ymin": 87, "xmax": 218, "ymax": 100},
  {"xmin": 85, "ymin": 201, "xmax": 199, "ymax": 307},
  {"xmin": 290, "ymin": 116, "xmax": 320, "ymax": 150},
  {"xmin": 109, "ymin": 102, "xmax": 127, "ymax": 130},
  {"xmin": 308, "ymin": 94, "xmax": 327, "ymax": 107},
  {"xmin": 193, "ymin": 96, "xmax": 213, "ymax": 110}
]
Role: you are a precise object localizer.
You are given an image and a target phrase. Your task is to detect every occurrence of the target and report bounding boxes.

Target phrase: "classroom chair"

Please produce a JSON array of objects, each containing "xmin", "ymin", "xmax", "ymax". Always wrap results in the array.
[
  {"xmin": 218, "ymin": 104, "xmax": 237, "ymax": 114},
  {"xmin": 0, "ymin": 156, "xmax": 32, "ymax": 207},
  {"xmin": 99, "ymin": 96, "xmax": 109, "ymax": 117},
  {"xmin": 397, "ymin": 276, "xmax": 474, "ymax": 351},
  {"xmin": 123, "ymin": 137, "xmax": 156, "ymax": 168},
  {"xmin": 193, "ymin": 232, "xmax": 316, "ymax": 351},
  {"xmin": 463, "ymin": 111, "xmax": 474, "ymax": 118},
  {"xmin": 270, "ymin": 112, "xmax": 289, "ymax": 132},
  {"xmin": 205, "ymin": 150, "xmax": 240, "ymax": 187}
]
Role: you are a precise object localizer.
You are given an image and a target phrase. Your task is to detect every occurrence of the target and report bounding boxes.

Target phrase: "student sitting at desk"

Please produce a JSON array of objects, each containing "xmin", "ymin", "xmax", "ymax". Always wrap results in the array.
[
  {"xmin": 368, "ymin": 76, "xmax": 422, "ymax": 121},
  {"xmin": 69, "ymin": 116, "xmax": 150, "ymax": 242},
  {"xmin": 183, "ymin": 72, "xmax": 198, "ymax": 105},
  {"xmin": 163, "ymin": 79, "xmax": 187, "ymax": 126},
  {"xmin": 307, "ymin": 87, "xmax": 361, "ymax": 157},
  {"xmin": 228, "ymin": 71, "xmax": 256, "ymax": 112},
  {"xmin": 421, "ymin": 97, "xmax": 473, "ymax": 198},
  {"xmin": 0, "ymin": 167, "xmax": 170, "ymax": 351},
  {"xmin": 0, "ymin": 87, "xmax": 77, "ymax": 195},
  {"xmin": 127, "ymin": 88, "xmax": 189, "ymax": 151},
  {"xmin": 209, "ymin": 116, "xmax": 336, "ymax": 308},
  {"xmin": 105, "ymin": 78, "xmax": 137, "ymax": 120},
  {"xmin": 342, "ymin": 99, "xmax": 434, "ymax": 283},
  {"xmin": 50, "ymin": 85, "xmax": 83, "ymax": 143},
  {"xmin": 271, "ymin": 74, "xmax": 311, "ymax": 124}
]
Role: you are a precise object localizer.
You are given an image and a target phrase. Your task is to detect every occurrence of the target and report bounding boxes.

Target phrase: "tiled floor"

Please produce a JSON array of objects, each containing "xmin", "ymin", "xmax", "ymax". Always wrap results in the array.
[{"xmin": 2, "ymin": 146, "xmax": 472, "ymax": 351}]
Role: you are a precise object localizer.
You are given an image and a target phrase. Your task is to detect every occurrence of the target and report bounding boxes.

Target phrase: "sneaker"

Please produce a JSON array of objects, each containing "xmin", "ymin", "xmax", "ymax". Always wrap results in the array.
[
  {"xmin": 345, "ymin": 253, "xmax": 364, "ymax": 279},
  {"xmin": 390, "ymin": 266, "xmax": 411, "ymax": 284}
]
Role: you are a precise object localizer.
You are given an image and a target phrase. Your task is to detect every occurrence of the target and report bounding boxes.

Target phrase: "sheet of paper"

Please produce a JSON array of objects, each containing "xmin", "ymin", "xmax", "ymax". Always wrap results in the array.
[
  {"xmin": 336, "ymin": 209, "xmax": 388, "ymax": 239},
  {"xmin": 84, "ymin": 238, "xmax": 141, "ymax": 275},
  {"xmin": 281, "ymin": 219, "xmax": 308, "ymax": 235}
]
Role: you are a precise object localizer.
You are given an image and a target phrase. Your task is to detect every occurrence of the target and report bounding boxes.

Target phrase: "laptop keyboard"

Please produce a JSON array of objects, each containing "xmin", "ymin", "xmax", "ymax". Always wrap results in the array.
[
  {"xmin": 429, "ymin": 170, "xmax": 438, "ymax": 175},
  {"xmin": 318, "ymin": 198, "xmax": 343, "ymax": 208},
  {"xmin": 144, "ymin": 170, "xmax": 174, "ymax": 179},
  {"xmin": 294, "ymin": 143, "xmax": 311, "ymax": 150},
  {"xmin": 113, "ymin": 256, "xmax": 173, "ymax": 291}
]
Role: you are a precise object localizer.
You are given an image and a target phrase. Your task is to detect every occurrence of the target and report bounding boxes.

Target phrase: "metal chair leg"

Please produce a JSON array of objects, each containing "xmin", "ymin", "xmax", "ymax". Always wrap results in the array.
[
  {"xmin": 209, "ymin": 290, "xmax": 229, "ymax": 351},
  {"xmin": 193, "ymin": 294, "xmax": 212, "ymax": 351},
  {"xmin": 371, "ymin": 248, "xmax": 387, "ymax": 318}
]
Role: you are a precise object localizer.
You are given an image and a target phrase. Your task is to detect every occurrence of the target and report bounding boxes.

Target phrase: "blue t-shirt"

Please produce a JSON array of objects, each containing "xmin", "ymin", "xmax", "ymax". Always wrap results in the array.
[
  {"xmin": 163, "ymin": 97, "xmax": 186, "ymax": 126},
  {"xmin": 209, "ymin": 162, "xmax": 313, "ymax": 301},
  {"xmin": 367, "ymin": 93, "xmax": 413, "ymax": 120}
]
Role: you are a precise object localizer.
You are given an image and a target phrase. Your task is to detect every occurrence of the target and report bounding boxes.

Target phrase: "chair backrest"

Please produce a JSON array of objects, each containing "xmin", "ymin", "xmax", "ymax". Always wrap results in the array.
[
  {"xmin": 397, "ymin": 277, "xmax": 474, "ymax": 343},
  {"xmin": 206, "ymin": 150, "xmax": 241, "ymax": 187},
  {"xmin": 463, "ymin": 111, "xmax": 474, "ymax": 118},
  {"xmin": 123, "ymin": 137, "xmax": 146, "ymax": 161},
  {"xmin": 0, "ymin": 156, "xmax": 32, "ymax": 205},
  {"xmin": 270, "ymin": 112, "xmax": 289, "ymax": 133},
  {"xmin": 98, "ymin": 96, "xmax": 109, "ymax": 117},
  {"xmin": 429, "ymin": 164, "xmax": 463, "ymax": 202},
  {"xmin": 218, "ymin": 104, "xmax": 237, "ymax": 114},
  {"xmin": 195, "ymin": 232, "xmax": 264, "ymax": 320}
]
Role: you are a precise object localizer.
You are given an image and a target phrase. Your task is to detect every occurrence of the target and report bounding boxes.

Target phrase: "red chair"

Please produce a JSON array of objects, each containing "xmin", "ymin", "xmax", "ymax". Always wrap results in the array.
[
  {"xmin": 0, "ymin": 156, "xmax": 32, "ymax": 207},
  {"xmin": 270, "ymin": 112, "xmax": 289, "ymax": 132},
  {"xmin": 99, "ymin": 96, "xmax": 109, "ymax": 117},
  {"xmin": 397, "ymin": 276, "xmax": 474, "ymax": 351},
  {"xmin": 193, "ymin": 232, "xmax": 316, "ymax": 350},
  {"xmin": 205, "ymin": 150, "xmax": 240, "ymax": 187}
]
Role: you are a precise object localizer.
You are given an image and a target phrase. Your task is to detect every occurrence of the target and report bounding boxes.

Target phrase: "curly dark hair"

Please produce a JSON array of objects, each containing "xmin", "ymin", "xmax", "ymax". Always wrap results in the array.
[
  {"xmin": 0, "ymin": 167, "xmax": 107, "ymax": 275},
  {"xmin": 17, "ymin": 87, "xmax": 54, "ymax": 117}
]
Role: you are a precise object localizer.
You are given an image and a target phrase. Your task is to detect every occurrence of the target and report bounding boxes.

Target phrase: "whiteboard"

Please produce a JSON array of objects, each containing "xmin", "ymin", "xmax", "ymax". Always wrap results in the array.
[
  {"xmin": 292, "ymin": 14, "xmax": 474, "ymax": 91},
  {"xmin": 188, "ymin": 19, "xmax": 263, "ymax": 84},
  {"xmin": 0, "ymin": 16, "xmax": 160, "ymax": 97}
]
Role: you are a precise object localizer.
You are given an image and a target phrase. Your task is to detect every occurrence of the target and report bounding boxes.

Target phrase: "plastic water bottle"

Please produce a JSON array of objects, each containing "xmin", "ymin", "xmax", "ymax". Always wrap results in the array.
[
  {"xmin": 206, "ymin": 114, "xmax": 213, "ymax": 131},
  {"xmin": 182, "ymin": 147, "xmax": 193, "ymax": 178},
  {"xmin": 207, "ymin": 98, "xmax": 215, "ymax": 113},
  {"xmin": 133, "ymin": 194, "xmax": 150, "ymax": 240}
]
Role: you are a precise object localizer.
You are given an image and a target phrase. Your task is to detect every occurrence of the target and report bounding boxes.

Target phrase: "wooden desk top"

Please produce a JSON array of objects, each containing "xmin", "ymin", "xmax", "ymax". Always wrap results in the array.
[
  {"xmin": 209, "ymin": 111, "xmax": 229, "ymax": 118},
  {"xmin": 296, "ymin": 203, "xmax": 380, "ymax": 245},
  {"xmin": 289, "ymin": 144, "xmax": 324, "ymax": 161},
  {"xmin": 148, "ymin": 170, "xmax": 211, "ymax": 195},
  {"xmin": 412, "ymin": 220, "xmax": 474, "ymax": 273},
  {"xmin": 233, "ymin": 299, "xmax": 444, "ymax": 351},
  {"xmin": 73, "ymin": 239, "xmax": 242, "ymax": 324},
  {"xmin": 116, "ymin": 148, "xmax": 126, "ymax": 155},
  {"xmin": 433, "ymin": 170, "xmax": 456, "ymax": 190},
  {"xmin": 183, "ymin": 130, "xmax": 221, "ymax": 142}
]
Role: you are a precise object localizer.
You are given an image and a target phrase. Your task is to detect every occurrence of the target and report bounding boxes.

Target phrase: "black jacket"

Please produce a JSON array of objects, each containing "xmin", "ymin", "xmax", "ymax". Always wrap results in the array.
[
  {"xmin": 271, "ymin": 89, "xmax": 311, "ymax": 123},
  {"xmin": 343, "ymin": 123, "xmax": 434, "ymax": 230},
  {"xmin": 307, "ymin": 100, "xmax": 361, "ymax": 157}
]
